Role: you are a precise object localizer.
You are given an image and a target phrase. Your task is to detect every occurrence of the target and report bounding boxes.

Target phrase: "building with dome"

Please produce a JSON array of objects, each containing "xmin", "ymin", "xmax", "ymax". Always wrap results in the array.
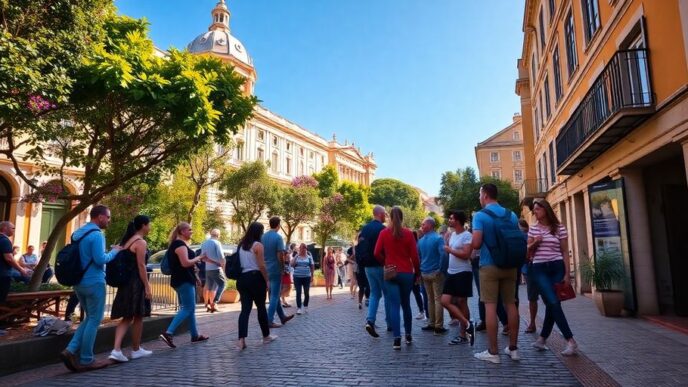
[{"xmin": 186, "ymin": 1, "xmax": 377, "ymax": 242}]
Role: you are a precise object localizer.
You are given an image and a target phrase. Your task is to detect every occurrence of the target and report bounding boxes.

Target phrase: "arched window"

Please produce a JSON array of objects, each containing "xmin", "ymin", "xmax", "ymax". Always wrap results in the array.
[{"xmin": 0, "ymin": 176, "xmax": 11, "ymax": 221}]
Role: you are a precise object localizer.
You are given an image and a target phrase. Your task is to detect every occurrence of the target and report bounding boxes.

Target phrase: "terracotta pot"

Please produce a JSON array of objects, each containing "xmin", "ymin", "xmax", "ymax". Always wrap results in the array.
[
  {"xmin": 593, "ymin": 290, "xmax": 624, "ymax": 317},
  {"xmin": 220, "ymin": 290, "xmax": 240, "ymax": 304},
  {"xmin": 312, "ymin": 277, "xmax": 324, "ymax": 287}
]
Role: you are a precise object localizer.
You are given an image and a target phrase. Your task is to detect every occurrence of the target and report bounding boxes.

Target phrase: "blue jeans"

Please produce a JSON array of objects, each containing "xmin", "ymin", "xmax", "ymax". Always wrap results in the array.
[
  {"xmin": 531, "ymin": 260, "xmax": 573, "ymax": 340},
  {"xmin": 365, "ymin": 266, "xmax": 390, "ymax": 327},
  {"xmin": 66, "ymin": 283, "xmax": 106, "ymax": 365},
  {"xmin": 267, "ymin": 275, "xmax": 286, "ymax": 324},
  {"xmin": 293, "ymin": 276, "xmax": 311, "ymax": 308},
  {"xmin": 384, "ymin": 273, "xmax": 415, "ymax": 338},
  {"xmin": 166, "ymin": 282, "xmax": 199, "ymax": 338}
]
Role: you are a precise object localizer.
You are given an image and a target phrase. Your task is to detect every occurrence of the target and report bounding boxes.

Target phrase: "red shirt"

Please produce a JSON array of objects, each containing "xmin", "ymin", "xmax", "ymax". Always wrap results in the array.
[{"xmin": 374, "ymin": 227, "xmax": 420, "ymax": 275}]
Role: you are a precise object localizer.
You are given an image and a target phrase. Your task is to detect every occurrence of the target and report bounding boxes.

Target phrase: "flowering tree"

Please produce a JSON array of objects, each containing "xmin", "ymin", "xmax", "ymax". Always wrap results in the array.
[
  {"xmin": 270, "ymin": 176, "xmax": 321, "ymax": 244},
  {"xmin": 312, "ymin": 193, "xmax": 348, "ymax": 259}
]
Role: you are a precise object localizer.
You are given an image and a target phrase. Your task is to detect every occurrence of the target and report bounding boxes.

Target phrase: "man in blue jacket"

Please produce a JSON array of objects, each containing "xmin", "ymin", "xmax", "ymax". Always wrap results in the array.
[
  {"xmin": 60, "ymin": 205, "xmax": 121, "ymax": 372},
  {"xmin": 359, "ymin": 205, "xmax": 389, "ymax": 338}
]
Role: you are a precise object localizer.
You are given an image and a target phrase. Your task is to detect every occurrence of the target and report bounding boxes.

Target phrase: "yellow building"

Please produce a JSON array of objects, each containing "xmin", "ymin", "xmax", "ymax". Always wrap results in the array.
[
  {"xmin": 475, "ymin": 114, "xmax": 526, "ymax": 189},
  {"xmin": 517, "ymin": 0, "xmax": 688, "ymax": 316}
]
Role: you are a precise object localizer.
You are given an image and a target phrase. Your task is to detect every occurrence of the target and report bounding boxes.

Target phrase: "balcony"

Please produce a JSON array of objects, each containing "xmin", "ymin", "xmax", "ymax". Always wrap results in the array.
[
  {"xmin": 556, "ymin": 49, "xmax": 654, "ymax": 175},
  {"xmin": 519, "ymin": 178, "xmax": 549, "ymax": 201}
]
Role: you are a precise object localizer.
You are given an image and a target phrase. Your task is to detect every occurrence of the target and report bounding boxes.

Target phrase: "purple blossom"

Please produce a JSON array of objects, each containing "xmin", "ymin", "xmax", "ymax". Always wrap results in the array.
[
  {"xmin": 27, "ymin": 95, "xmax": 56, "ymax": 114},
  {"xmin": 291, "ymin": 175, "xmax": 318, "ymax": 188}
]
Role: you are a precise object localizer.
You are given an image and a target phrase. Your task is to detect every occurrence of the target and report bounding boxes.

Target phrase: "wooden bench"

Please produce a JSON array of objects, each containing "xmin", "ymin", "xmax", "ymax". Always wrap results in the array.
[{"xmin": 0, "ymin": 290, "xmax": 75, "ymax": 324}]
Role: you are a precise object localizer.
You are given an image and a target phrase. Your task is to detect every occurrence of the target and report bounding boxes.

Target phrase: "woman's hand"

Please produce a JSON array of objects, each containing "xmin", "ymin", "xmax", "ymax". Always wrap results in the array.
[{"xmin": 145, "ymin": 284, "xmax": 152, "ymax": 300}]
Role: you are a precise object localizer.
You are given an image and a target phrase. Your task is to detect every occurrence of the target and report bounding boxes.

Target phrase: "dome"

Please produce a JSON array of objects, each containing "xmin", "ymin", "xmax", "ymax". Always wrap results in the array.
[{"xmin": 187, "ymin": 30, "xmax": 253, "ymax": 66}]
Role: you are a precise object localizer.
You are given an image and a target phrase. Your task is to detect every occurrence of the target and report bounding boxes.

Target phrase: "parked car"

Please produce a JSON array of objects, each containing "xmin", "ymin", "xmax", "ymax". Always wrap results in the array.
[{"xmin": 147, "ymin": 244, "xmax": 237, "ymax": 272}]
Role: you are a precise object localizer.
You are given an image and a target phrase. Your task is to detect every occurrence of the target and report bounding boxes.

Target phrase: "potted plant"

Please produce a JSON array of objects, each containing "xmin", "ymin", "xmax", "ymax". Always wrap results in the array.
[
  {"xmin": 312, "ymin": 270, "xmax": 325, "ymax": 287},
  {"xmin": 579, "ymin": 251, "xmax": 626, "ymax": 317},
  {"xmin": 220, "ymin": 279, "xmax": 240, "ymax": 303}
]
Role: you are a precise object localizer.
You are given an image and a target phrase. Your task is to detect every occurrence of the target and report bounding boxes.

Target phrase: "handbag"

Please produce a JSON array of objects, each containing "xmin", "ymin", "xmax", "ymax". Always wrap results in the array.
[
  {"xmin": 383, "ymin": 264, "xmax": 397, "ymax": 281},
  {"xmin": 554, "ymin": 282, "xmax": 576, "ymax": 301}
]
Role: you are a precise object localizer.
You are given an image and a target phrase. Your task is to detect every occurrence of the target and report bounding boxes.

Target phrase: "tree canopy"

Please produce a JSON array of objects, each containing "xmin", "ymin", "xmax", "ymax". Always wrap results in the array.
[
  {"xmin": 438, "ymin": 167, "xmax": 520, "ymax": 219},
  {"xmin": 270, "ymin": 176, "xmax": 321, "ymax": 245},
  {"xmin": 369, "ymin": 178, "xmax": 421, "ymax": 210},
  {"xmin": 220, "ymin": 161, "xmax": 278, "ymax": 233}
]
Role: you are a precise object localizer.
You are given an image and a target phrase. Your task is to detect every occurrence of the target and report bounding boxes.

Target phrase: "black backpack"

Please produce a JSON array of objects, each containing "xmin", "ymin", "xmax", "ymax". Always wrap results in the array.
[
  {"xmin": 480, "ymin": 208, "xmax": 527, "ymax": 269},
  {"xmin": 55, "ymin": 229, "xmax": 100, "ymax": 286},
  {"xmin": 224, "ymin": 251, "xmax": 242, "ymax": 280},
  {"xmin": 106, "ymin": 239, "xmax": 141, "ymax": 287}
]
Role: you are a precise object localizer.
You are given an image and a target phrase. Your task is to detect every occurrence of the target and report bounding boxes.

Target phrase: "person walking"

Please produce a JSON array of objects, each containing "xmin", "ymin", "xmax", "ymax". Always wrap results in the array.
[
  {"xmin": 471, "ymin": 184, "xmax": 521, "ymax": 364},
  {"xmin": 109, "ymin": 215, "xmax": 153, "ymax": 363},
  {"xmin": 528, "ymin": 200, "xmax": 578, "ymax": 356},
  {"xmin": 519, "ymin": 219, "xmax": 539, "ymax": 333},
  {"xmin": 351, "ymin": 237, "xmax": 370, "ymax": 310},
  {"xmin": 323, "ymin": 247, "xmax": 336, "ymax": 299},
  {"xmin": 346, "ymin": 245, "xmax": 358, "ymax": 299},
  {"xmin": 374, "ymin": 206, "xmax": 420, "ymax": 350},
  {"xmin": 236, "ymin": 222, "xmax": 277, "ymax": 350},
  {"xmin": 159, "ymin": 222, "xmax": 209, "ymax": 348},
  {"xmin": 360, "ymin": 205, "xmax": 389, "ymax": 337},
  {"xmin": 336, "ymin": 248, "xmax": 346, "ymax": 289},
  {"xmin": 417, "ymin": 217, "xmax": 446, "ymax": 335},
  {"xmin": 201, "ymin": 229, "xmax": 225, "ymax": 313},
  {"xmin": 291, "ymin": 243, "xmax": 314, "ymax": 314},
  {"xmin": 262, "ymin": 217, "xmax": 294, "ymax": 328},
  {"xmin": 59, "ymin": 206, "xmax": 122, "ymax": 372}
]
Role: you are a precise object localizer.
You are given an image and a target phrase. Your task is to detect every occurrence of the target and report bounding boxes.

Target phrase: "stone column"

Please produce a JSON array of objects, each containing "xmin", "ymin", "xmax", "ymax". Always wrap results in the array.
[{"xmin": 572, "ymin": 191, "xmax": 590, "ymax": 293}]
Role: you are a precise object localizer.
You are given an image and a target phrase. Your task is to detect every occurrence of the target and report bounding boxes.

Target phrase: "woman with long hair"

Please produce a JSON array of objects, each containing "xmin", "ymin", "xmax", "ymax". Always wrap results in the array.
[
  {"xmin": 374, "ymin": 206, "xmax": 420, "ymax": 350},
  {"xmin": 109, "ymin": 215, "xmax": 153, "ymax": 362},
  {"xmin": 236, "ymin": 222, "xmax": 277, "ymax": 350},
  {"xmin": 160, "ymin": 222, "xmax": 209, "ymax": 348},
  {"xmin": 323, "ymin": 247, "xmax": 336, "ymax": 299},
  {"xmin": 528, "ymin": 200, "xmax": 578, "ymax": 356}
]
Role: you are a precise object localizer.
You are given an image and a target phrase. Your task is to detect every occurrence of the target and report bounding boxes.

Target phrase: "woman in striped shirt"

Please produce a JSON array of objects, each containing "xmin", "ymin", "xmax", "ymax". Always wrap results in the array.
[
  {"xmin": 290, "ymin": 243, "xmax": 315, "ymax": 315},
  {"xmin": 527, "ymin": 199, "xmax": 578, "ymax": 356}
]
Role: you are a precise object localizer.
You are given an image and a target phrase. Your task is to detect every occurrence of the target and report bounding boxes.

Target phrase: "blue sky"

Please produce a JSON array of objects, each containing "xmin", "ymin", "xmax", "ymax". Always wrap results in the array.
[{"xmin": 116, "ymin": 0, "xmax": 525, "ymax": 196}]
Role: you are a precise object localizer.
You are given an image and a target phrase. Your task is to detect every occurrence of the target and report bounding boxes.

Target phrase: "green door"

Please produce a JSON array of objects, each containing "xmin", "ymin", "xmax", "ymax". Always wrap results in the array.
[{"xmin": 40, "ymin": 201, "xmax": 69, "ymax": 264}]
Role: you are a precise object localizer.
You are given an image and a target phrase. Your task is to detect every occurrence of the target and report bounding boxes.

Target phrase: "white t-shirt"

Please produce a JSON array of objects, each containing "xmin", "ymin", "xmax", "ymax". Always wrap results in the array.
[{"xmin": 447, "ymin": 231, "xmax": 472, "ymax": 274}]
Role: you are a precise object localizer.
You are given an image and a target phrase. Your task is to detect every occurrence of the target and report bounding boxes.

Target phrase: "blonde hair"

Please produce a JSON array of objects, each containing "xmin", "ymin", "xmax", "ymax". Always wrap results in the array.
[
  {"xmin": 390, "ymin": 206, "xmax": 404, "ymax": 239},
  {"xmin": 169, "ymin": 222, "xmax": 191, "ymax": 245}
]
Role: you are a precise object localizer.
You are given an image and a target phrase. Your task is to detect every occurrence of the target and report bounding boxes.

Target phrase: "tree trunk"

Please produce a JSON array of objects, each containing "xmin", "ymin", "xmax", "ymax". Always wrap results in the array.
[
  {"xmin": 186, "ymin": 184, "xmax": 203, "ymax": 223},
  {"xmin": 283, "ymin": 223, "xmax": 295, "ymax": 245},
  {"xmin": 28, "ymin": 200, "xmax": 92, "ymax": 291}
]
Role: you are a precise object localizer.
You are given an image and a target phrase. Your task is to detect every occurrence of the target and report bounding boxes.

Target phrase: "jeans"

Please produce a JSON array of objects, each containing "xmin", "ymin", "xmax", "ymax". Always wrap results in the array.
[
  {"xmin": 66, "ymin": 283, "xmax": 106, "ymax": 365},
  {"xmin": 267, "ymin": 275, "xmax": 286, "ymax": 324},
  {"xmin": 420, "ymin": 284, "xmax": 429, "ymax": 318},
  {"xmin": 412, "ymin": 283, "xmax": 424, "ymax": 313},
  {"xmin": 365, "ymin": 266, "xmax": 390, "ymax": 327},
  {"xmin": 293, "ymin": 276, "xmax": 311, "ymax": 308},
  {"xmin": 237, "ymin": 271, "xmax": 269, "ymax": 339},
  {"xmin": 472, "ymin": 259, "xmax": 486, "ymax": 322},
  {"xmin": 422, "ymin": 271, "xmax": 445, "ymax": 328},
  {"xmin": 384, "ymin": 273, "xmax": 415, "ymax": 338},
  {"xmin": 531, "ymin": 260, "xmax": 573, "ymax": 340},
  {"xmin": 213, "ymin": 274, "xmax": 227, "ymax": 303},
  {"xmin": 166, "ymin": 282, "xmax": 199, "ymax": 338}
]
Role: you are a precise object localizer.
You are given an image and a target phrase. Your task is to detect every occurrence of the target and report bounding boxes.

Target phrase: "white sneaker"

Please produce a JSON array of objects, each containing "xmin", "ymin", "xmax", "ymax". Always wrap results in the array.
[
  {"xmin": 474, "ymin": 350, "xmax": 501, "ymax": 364},
  {"xmin": 561, "ymin": 342, "xmax": 578, "ymax": 356},
  {"xmin": 504, "ymin": 346, "xmax": 521, "ymax": 361},
  {"xmin": 263, "ymin": 335, "xmax": 278, "ymax": 344},
  {"xmin": 532, "ymin": 338, "xmax": 548, "ymax": 351},
  {"xmin": 296, "ymin": 308, "xmax": 303, "ymax": 315},
  {"xmin": 415, "ymin": 312, "xmax": 425, "ymax": 320},
  {"xmin": 304, "ymin": 307, "xmax": 308, "ymax": 313},
  {"xmin": 130, "ymin": 347, "xmax": 153, "ymax": 359},
  {"xmin": 108, "ymin": 349, "xmax": 129, "ymax": 363},
  {"xmin": 449, "ymin": 319, "xmax": 460, "ymax": 326}
]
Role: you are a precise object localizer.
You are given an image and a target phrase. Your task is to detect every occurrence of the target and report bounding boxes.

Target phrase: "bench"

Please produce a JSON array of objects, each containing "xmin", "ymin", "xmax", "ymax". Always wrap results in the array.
[{"xmin": 0, "ymin": 290, "xmax": 75, "ymax": 324}]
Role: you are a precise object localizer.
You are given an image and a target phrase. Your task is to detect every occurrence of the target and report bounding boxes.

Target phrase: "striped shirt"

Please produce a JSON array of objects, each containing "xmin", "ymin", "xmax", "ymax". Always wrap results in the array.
[
  {"xmin": 292, "ymin": 254, "xmax": 314, "ymax": 278},
  {"xmin": 528, "ymin": 223, "xmax": 568, "ymax": 263}
]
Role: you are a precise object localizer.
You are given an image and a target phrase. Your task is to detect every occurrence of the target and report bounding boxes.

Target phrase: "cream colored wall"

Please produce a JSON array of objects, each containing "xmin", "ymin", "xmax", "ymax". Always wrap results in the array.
[{"xmin": 476, "ymin": 120, "xmax": 525, "ymax": 188}]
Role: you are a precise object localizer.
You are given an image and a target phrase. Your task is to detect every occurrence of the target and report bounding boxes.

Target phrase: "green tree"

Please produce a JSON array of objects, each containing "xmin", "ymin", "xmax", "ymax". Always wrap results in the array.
[
  {"xmin": 4, "ymin": 13, "xmax": 256, "ymax": 289},
  {"xmin": 270, "ymin": 176, "xmax": 320, "ymax": 245},
  {"xmin": 220, "ymin": 161, "xmax": 278, "ymax": 233},
  {"xmin": 185, "ymin": 144, "xmax": 232, "ymax": 222},
  {"xmin": 370, "ymin": 178, "xmax": 421, "ymax": 210},
  {"xmin": 478, "ymin": 176, "xmax": 520, "ymax": 214},
  {"xmin": 202, "ymin": 207, "xmax": 227, "ymax": 236},
  {"xmin": 337, "ymin": 181, "xmax": 371, "ymax": 232},
  {"xmin": 313, "ymin": 165, "xmax": 338, "ymax": 198},
  {"xmin": 437, "ymin": 167, "xmax": 520, "ymax": 218},
  {"xmin": 312, "ymin": 193, "xmax": 349, "ymax": 258}
]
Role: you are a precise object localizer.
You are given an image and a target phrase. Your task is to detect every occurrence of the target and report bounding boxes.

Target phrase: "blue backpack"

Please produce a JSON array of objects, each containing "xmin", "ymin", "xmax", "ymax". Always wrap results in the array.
[
  {"xmin": 55, "ymin": 229, "xmax": 100, "ymax": 286},
  {"xmin": 480, "ymin": 208, "xmax": 527, "ymax": 269}
]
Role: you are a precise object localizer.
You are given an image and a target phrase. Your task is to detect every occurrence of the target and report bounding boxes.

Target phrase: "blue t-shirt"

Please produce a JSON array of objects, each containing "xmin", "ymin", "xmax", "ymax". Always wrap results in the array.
[
  {"xmin": 261, "ymin": 230, "xmax": 285, "ymax": 278},
  {"xmin": 0, "ymin": 234, "xmax": 13, "ymax": 277},
  {"xmin": 472, "ymin": 203, "xmax": 519, "ymax": 267}
]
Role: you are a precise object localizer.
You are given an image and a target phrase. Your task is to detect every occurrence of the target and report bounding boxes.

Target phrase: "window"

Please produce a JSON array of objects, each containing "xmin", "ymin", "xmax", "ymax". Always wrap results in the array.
[
  {"xmin": 236, "ymin": 142, "xmax": 244, "ymax": 161},
  {"xmin": 299, "ymin": 147, "xmax": 304, "ymax": 156},
  {"xmin": 540, "ymin": 91, "xmax": 545, "ymax": 124},
  {"xmin": 257, "ymin": 130, "xmax": 265, "ymax": 141},
  {"xmin": 321, "ymin": 155, "xmax": 325, "ymax": 164},
  {"xmin": 286, "ymin": 142, "xmax": 291, "ymax": 151},
  {"xmin": 309, "ymin": 151, "xmax": 314, "ymax": 159},
  {"xmin": 553, "ymin": 45, "xmax": 563, "ymax": 102},
  {"xmin": 271, "ymin": 152, "xmax": 279, "ymax": 173},
  {"xmin": 286, "ymin": 157, "xmax": 291, "ymax": 175},
  {"xmin": 549, "ymin": 141, "xmax": 556, "ymax": 184},
  {"xmin": 581, "ymin": 0, "xmax": 600, "ymax": 44},
  {"xmin": 257, "ymin": 147, "xmax": 264, "ymax": 161},
  {"xmin": 539, "ymin": 8, "xmax": 546, "ymax": 51},
  {"xmin": 513, "ymin": 131, "xmax": 520, "ymax": 141},
  {"xmin": 513, "ymin": 150, "xmax": 522, "ymax": 161},
  {"xmin": 272, "ymin": 136, "xmax": 278, "ymax": 146},
  {"xmin": 490, "ymin": 152, "xmax": 499, "ymax": 162},
  {"xmin": 548, "ymin": 0, "xmax": 556, "ymax": 22},
  {"xmin": 514, "ymin": 170, "xmax": 523, "ymax": 183},
  {"xmin": 298, "ymin": 161, "xmax": 304, "ymax": 175},
  {"xmin": 534, "ymin": 106, "xmax": 540, "ymax": 140},
  {"xmin": 491, "ymin": 170, "xmax": 501, "ymax": 179},
  {"xmin": 565, "ymin": 10, "xmax": 578, "ymax": 77},
  {"xmin": 531, "ymin": 54, "xmax": 537, "ymax": 83},
  {"xmin": 544, "ymin": 75, "xmax": 552, "ymax": 119}
]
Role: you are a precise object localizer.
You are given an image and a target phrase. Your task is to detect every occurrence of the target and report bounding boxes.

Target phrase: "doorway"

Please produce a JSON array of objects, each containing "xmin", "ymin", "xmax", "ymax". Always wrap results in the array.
[
  {"xmin": 39, "ymin": 201, "xmax": 69, "ymax": 264},
  {"xmin": 0, "ymin": 176, "xmax": 10, "ymax": 221},
  {"xmin": 662, "ymin": 184, "xmax": 688, "ymax": 316}
]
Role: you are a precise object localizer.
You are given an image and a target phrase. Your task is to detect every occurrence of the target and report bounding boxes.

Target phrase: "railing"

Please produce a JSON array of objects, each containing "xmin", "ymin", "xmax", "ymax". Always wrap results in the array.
[
  {"xmin": 556, "ymin": 49, "xmax": 653, "ymax": 173},
  {"xmin": 104, "ymin": 272, "xmax": 178, "ymax": 316},
  {"xmin": 519, "ymin": 178, "xmax": 549, "ymax": 200}
]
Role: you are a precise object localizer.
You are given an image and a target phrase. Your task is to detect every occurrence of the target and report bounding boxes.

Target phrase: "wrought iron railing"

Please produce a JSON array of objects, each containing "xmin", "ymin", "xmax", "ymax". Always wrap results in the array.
[
  {"xmin": 519, "ymin": 178, "xmax": 549, "ymax": 200},
  {"xmin": 103, "ymin": 272, "xmax": 178, "ymax": 316}
]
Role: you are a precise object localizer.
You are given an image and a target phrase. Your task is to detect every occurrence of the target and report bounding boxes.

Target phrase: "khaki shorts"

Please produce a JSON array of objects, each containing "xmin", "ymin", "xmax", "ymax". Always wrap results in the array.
[{"xmin": 479, "ymin": 266, "xmax": 517, "ymax": 304}]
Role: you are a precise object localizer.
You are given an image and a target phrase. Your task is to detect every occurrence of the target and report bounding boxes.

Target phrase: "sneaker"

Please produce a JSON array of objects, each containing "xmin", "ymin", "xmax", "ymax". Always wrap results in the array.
[
  {"xmin": 263, "ymin": 335, "xmax": 278, "ymax": 344},
  {"xmin": 191, "ymin": 335, "xmax": 209, "ymax": 343},
  {"xmin": 365, "ymin": 321, "xmax": 379, "ymax": 338},
  {"xmin": 405, "ymin": 334, "xmax": 413, "ymax": 345},
  {"xmin": 130, "ymin": 347, "xmax": 153, "ymax": 360},
  {"xmin": 296, "ymin": 308, "xmax": 303, "ymax": 315},
  {"xmin": 304, "ymin": 307, "xmax": 309, "ymax": 313},
  {"xmin": 449, "ymin": 319, "xmax": 460, "ymax": 326},
  {"xmin": 501, "ymin": 325, "xmax": 509, "ymax": 335},
  {"xmin": 59, "ymin": 349, "xmax": 79, "ymax": 372},
  {"xmin": 365, "ymin": 299, "xmax": 369, "ymax": 307},
  {"xmin": 504, "ymin": 346, "xmax": 521, "ymax": 361},
  {"xmin": 532, "ymin": 338, "xmax": 548, "ymax": 351},
  {"xmin": 421, "ymin": 325, "xmax": 435, "ymax": 331},
  {"xmin": 474, "ymin": 349, "xmax": 501, "ymax": 364},
  {"xmin": 281, "ymin": 314, "xmax": 295, "ymax": 324},
  {"xmin": 108, "ymin": 350, "xmax": 129, "ymax": 363},
  {"xmin": 467, "ymin": 322, "xmax": 476, "ymax": 347},
  {"xmin": 449, "ymin": 336, "xmax": 469, "ymax": 345},
  {"xmin": 475, "ymin": 321, "xmax": 486, "ymax": 332},
  {"xmin": 358, "ymin": 303, "xmax": 362, "ymax": 310},
  {"xmin": 268, "ymin": 322, "xmax": 282, "ymax": 328},
  {"xmin": 415, "ymin": 312, "xmax": 425, "ymax": 320},
  {"xmin": 561, "ymin": 342, "xmax": 578, "ymax": 356},
  {"xmin": 393, "ymin": 338, "xmax": 401, "ymax": 350},
  {"xmin": 434, "ymin": 327, "xmax": 448, "ymax": 336},
  {"xmin": 159, "ymin": 332, "xmax": 176, "ymax": 348}
]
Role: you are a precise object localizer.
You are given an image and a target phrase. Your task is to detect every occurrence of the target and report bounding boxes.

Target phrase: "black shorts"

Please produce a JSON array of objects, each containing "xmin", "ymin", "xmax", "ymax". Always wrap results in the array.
[{"xmin": 442, "ymin": 272, "xmax": 473, "ymax": 298}]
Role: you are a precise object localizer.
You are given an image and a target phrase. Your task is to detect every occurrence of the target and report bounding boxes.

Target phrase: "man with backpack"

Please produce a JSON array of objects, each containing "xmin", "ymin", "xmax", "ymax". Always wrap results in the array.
[
  {"xmin": 60, "ymin": 205, "xmax": 121, "ymax": 372},
  {"xmin": 471, "ymin": 184, "xmax": 523, "ymax": 364}
]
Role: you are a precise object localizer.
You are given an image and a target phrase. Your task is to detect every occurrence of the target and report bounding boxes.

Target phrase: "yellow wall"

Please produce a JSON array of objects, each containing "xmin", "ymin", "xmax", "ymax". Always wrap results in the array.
[{"xmin": 475, "ymin": 116, "xmax": 526, "ymax": 188}]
